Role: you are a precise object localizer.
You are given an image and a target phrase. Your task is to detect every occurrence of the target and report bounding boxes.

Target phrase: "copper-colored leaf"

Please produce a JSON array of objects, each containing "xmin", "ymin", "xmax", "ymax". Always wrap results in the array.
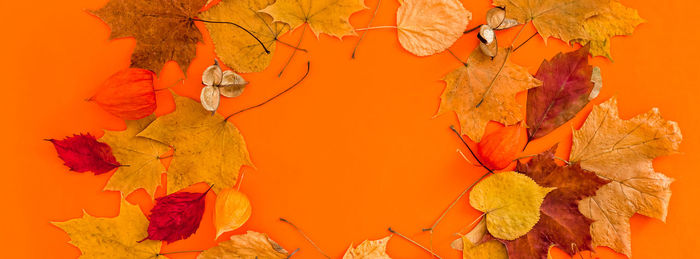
[
  {"xmin": 396, "ymin": 0, "xmax": 472, "ymax": 56},
  {"xmin": 198, "ymin": 231, "xmax": 289, "ymax": 258}
]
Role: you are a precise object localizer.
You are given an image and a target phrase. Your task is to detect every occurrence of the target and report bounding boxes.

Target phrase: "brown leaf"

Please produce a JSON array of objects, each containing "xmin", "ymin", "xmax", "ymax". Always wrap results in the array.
[
  {"xmin": 396, "ymin": 0, "xmax": 472, "ymax": 56},
  {"xmin": 198, "ymin": 231, "xmax": 288, "ymax": 259}
]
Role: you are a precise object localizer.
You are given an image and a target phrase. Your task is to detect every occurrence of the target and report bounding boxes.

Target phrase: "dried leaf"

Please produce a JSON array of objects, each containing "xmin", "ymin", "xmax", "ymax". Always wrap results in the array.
[
  {"xmin": 573, "ymin": 0, "xmax": 645, "ymax": 59},
  {"xmin": 438, "ymin": 47, "xmax": 541, "ymax": 141},
  {"xmin": 89, "ymin": 68, "xmax": 156, "ymax": 120},
  {"xmin": 589, "ymin": 67, "xmax": 603, "ymax": 100},
  {"xmin": 260, "ymin": 0, "xmax": 366, "ymax": 38},
  {"xmin": 53, "ymin": 200, "xmax": 161, "ymax": 258},
  {"xmin": 198, "ymin": 231, "xmax": 289, "ymax": 259},
  {"xmin": 477, "ymin": 123, "xmax": 525, "ymax": 170},
  {"xmin": 143, "ymin": 188, "xmax": 210, "ymax": 243},
  {"xmin": 101, "ymin": 115, "xmax": 169, "ymax": 196},
  {"xmin": 571, "ymin": 97, "xmax": 681, "ymax": 256},
  {"xmin": 343, "ymin": 236, "xmax": 392, "ymax": 259},
  {"xmin": 137, "ymin": 94, "xmax": 252, "ymax": 194},
  {"xmin": 452, "ymin": 220, "xmax": 508, "ymax": 259},
  {"xmin": 469, "ymin": 171, "xmax": 554, "ymax": 240},
  {"xmin": 526, "ymin": 46, "xmax": 595, "ymax": 140},
  {"xmin": 396, "ymin": 0, "xmax": 472, "ymax": 56},
  {"xmin": 47, "ymin": 133, "xmax": 120, "ymax": 175},
  {"xmin": 215, "ymin": 188, "xmax": 252, "ymax": 238},
  {"xmin": 91, "ymin": 0, "xmax": 205, "ymax": 73}
]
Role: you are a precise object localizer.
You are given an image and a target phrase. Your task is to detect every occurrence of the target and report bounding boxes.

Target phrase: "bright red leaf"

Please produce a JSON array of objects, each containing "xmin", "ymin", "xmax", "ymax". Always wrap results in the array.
[
  {"xmin": 142, "ymin": 187, "xmax": 211, "ymax": 243},
  {"xmin": 477, "ymin": 124, "xmax": 526, "ymax": 170},
  {"xmin": 89, "ymin": 68, "xmax": 157, "ymax": 120},
  {"xmin": 46, "ymin": 133, "xmax": 120, "ymax": 174}
]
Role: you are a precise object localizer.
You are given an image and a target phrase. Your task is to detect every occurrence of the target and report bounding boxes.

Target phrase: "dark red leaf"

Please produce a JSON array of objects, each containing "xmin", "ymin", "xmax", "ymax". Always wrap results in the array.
[
  {"xmin": 526, "ymin": 45, "xmax": 594, "ymax": 140},
  {"xmin": 89, "ymin": 68, "xmax": 157, "ymax": 120},
  {"xmin": 142, "ymin": 187, "xmax": 211, "ymax": 243},
  {"xmin": 46, "ymin": 133, "xmax": 120, "ymax": 174}
]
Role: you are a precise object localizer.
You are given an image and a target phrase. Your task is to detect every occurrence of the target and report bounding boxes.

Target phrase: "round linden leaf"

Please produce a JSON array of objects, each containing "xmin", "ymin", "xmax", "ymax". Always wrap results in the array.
[
  {"xmin": 396, "ymin": 0, "xmax": 471, "ymax": 56},
  {"xmin": 469, "ymin": 171, "xmax": 554, "ymax": 240},
  {"xmin": 215, "ymin": 188, "xmax": 252, "ymax": 238},
  {"xmin": 200, "ymin": 85, "xmax": 220, "ymax": 112},
  {"xmin": 202, "ymin": 63, "xmax": 223, "ymax": 86},
  {"xmin": 220, "ymin": 70, "xmax": 248, "ymax": 98}
]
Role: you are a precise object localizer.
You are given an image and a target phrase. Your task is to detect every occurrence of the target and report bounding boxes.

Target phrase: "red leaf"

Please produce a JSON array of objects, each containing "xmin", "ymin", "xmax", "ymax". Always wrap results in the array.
[
  {"xmin": 526, "ymin": 45, "xmax": 594, "ymax": 140},
  {"xmin": 90, "ymin": 68, "xmax": 157, "ymax": 120},
  {"xmin": 142, "ymin": 187, "xmax": 211, "ymax": 243},
  {"xmin": 477, "ymin": 124, "xmax": 526, "ymax": 170},
  {"xmin": 47, "ymin": 133, "xmax": 120, "ymax": 174},
  {"xmin": 502, "ymin": 145, "xmax": 609, "ymax": 259}
]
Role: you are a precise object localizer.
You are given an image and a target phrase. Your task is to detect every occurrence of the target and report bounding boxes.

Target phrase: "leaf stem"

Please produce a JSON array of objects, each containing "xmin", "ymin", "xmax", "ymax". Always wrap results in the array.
[
  {"xmin": 352, "ymin": 0, "xmax": 382, "ymax": 59},
  {"xmin": 513, "ymin": 32, "xmax": 538, "ymax": 52},
  {"xmin": 154, "ymin": 78, "xmax": 184, "ymax": 92},
  {"xmin": 191, "ymin": 18, "xmax": 270, "ymax": 54},
  {"xmin": 449, "ymin": 125, "xmax": 493, "ymax": 173},
  {"xmin": 279, "ymin": 24, "xmax": 307, "ymax": 77},
  {"xmin": 277, "ymin": 39, "xmax": 308, "ymax": 52},
  {"xmin": 463, "ymin": 24, "xmax": 483, "ymax": 34},
  {"xmin": 388, "ymin": 228, "xmax": 442, "ymax": 259},
  {"xmin": 287, "ymin": 248, "xmax": 300, "ymax": 258},
  {"xmin": 279, "ymin": 217, "xmax": 330, "ymax": 259},
  {"xmin": 354, "ymin": 25, "xmax": 397, "ymax": 31},
  {"xmin": 422, "ymin": 171, "xmax": 490, "ymax": 232},
  {"xmin": 447, "ymin": 49, "xmax": 468, "ymax": 67}
]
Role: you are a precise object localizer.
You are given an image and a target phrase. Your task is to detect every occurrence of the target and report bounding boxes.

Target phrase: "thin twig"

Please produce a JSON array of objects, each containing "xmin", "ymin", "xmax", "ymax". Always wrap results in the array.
[
  {"xmin": 279, "ymin": 25, "xmax": 307, "ymax": 77},
  {"xmin": 277, "ymin": 39, "xmax": 308, "ymax": 52},
  {"xmin": 352, "ymin": 0, "xmax": 382, "ymax": 59},
  {"xmin": 191, "ymin": 18, "xmax": 269, "ymax": 54},
  {"xmin": 287, "ymin": 248, "xmax": 300, "ymax": 258},
  {"xmin": 447, "ymin": 49, "xmax": 468, "ymax": 67},
  {"xmin": 422, "ymin": 171, "xmax": 490, "ymax": 232},
  {"xmin": 388, "ymin": 228, "xmax": 442, "ymax": 259},
  {"xmin": 464, "ymin": 24, "xmax": 482, "ymax": 34},
  {"xmin": 513, "ymin": 32, "xmax": 538, "ymax": 52},
  {"xmin": 154, "ymin": 78, "xmax": 184, "ymax": 91},
  {"xmin": 280, "ymin": 218, "xmax": 330, "ymax": 259},
  {"xmin": 449, "ymin": 125, "xmax": 494, "ymax": 173}
]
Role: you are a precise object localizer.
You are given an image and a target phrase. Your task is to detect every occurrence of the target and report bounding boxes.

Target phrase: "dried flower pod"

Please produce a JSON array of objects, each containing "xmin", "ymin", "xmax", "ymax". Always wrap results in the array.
[
  {"xmin": 486, "ymin": 7, "xmax": 519, "ymax": 30},
  {"xmin": 200, "ymin": 61, "xmax": 248, "ymax": 112},
  {"xmin": 478, "ymin": 25, "xmax": 498, "ymax": 58}
]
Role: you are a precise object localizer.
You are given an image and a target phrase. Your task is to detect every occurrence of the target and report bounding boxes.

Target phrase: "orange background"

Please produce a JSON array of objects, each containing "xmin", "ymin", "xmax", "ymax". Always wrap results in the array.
[{"xmin": 1, "ymin": 0, "xmax": 698, "ymax": 258}]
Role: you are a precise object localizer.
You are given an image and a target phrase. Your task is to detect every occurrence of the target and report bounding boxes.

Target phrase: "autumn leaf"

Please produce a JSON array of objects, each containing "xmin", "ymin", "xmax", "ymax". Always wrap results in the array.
[
  {"xmin": 91, "ymin": 0, "xmax": 206, "ymax": 73},
  {"xmin": 573, "ymin": 0, "xmax": 644, "ymax": 59},
  {"xmin": 396, "ymin": 0, "xmax": 471, "ymax": 56},
  {"xmin": 451, "ymin": 219, "xmax": 508, "ymax": 259},
  {"xmin": 47, "ymin": 133, "xmax": 120, "ymax": 174},
  {"xmin": 526, "ymin": 46, "xmax": 595, "ymax": 141},
  {"xmin": 200, "ymin": 61, "xmax": 249, "ymax": 112},
  {"xmin": 53, "ymin": 200, "xmax": 161, "ymax": 258},
  {"xmin": 100, "ymin": 115, "xmax": 169, "ymax": 197},
  {"xmin": 260, "ymin": 0, "xmax": 367, "ymax": 38},
  {"xmin": 198, "ymin": 231, "xmax": 289, "ymax": 258},
  {"xmin": 492, "ymin": 0, "xmax": 609, "ymax": 43},
  {"xmin": 469, "ymin": 171, "xmax": 554, "ymax": 240},
  {"xmin": 137, "ymin": 94, "xmax": 252, "ymax": 194},
  {"xmin": 502, "ymin": 146, "xmax": 608, "ymax": 259},
  {"xmin": 343, "ymin": 236, "xmax": 392, "ymax": 259},
  {"xmin": 201, "ymin": 0, "xmax": 289, "ymax": 73},
  {"xmin": 438, "ymin": 47, "xmax": 541, "ymax": 141},
  {"xmin": 214, "ymin": 188, "xmax": 252, "ymax": 238},
  {"xmin": 477, "ymin": 123, "xmax": 526, "ymax": 170},
  {"xmin": 142, "ymin": 187, "xmax": 211, "ymax": 243},
  {"xmin": 571, "ymin": 97, "xmax": 682, "ymax": 256},
  {"xmin": 89, "ymin": 68, "xmax": 156, "ymax": 120}
]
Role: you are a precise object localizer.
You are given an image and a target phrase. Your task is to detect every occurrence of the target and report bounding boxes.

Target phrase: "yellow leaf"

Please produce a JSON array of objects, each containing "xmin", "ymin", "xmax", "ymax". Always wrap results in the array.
[
  {"xmin": 198, "ymin": 231, "xmax": 289, "ymax": 258},
  {"xmin": 469, "ymin": 171, "xmax": 554, "ymax": 240},
  {"xmin": 260, "ymin": 0, "xmax": 367, "ymax": 38},
  {"xmin": 396, "ymin": 0, "xmax": 472, "ymax": 56},
  {"xmin": 571, "ymin": 97, "xmax": 681, "ymax": 256},
  {"xmin": 343, "ymin": 236, "xmax": 392, "ymax": 259},
  {"xmin": 101, "ymin": 115, "xmax": 169, "ymax": 196},
  {"xmin": 492, "ymin": 0, "xmax": 608, "ymax": 43},
  {"xmin": 572, "ymin": 0, "xmax": 645, "ymax": 59},
  {"xmin": 214, "ymin": 188, "xmax": 252, "ymax": 238},
  {"xmin": 453, "ymin": 219, "xmax": 508, "ymax": 259},
  {"xmin": 438, "ymin": 47, "xmax": 541, "ymax": 141},
  {"xmin": 200, "ymin": 0, "xmax": 289, "ymax": 73},
  {"xmin": 53, "ymin": 200, "xmax": 161, "ymax": 258},
  {"xmin": 137, "ymin": 94, "xmax": 251, "ymax": 194}
]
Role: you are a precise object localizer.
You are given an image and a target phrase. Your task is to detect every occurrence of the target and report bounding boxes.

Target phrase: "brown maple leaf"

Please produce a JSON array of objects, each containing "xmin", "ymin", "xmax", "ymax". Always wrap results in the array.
[{"xmin": 91, "ymin": 0, "xmax": 206, "ymax": 73}]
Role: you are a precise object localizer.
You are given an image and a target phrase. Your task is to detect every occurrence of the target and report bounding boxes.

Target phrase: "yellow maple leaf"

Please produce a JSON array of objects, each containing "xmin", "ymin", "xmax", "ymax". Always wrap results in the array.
[
  {"xmin": 572, "ymin": 0, "xmax": 645, "ymax": 59},
  {"xmin": 469, "ymin": 171, "xmax": 554, "ymax": 240},
  {"xmin": 342, "ymin": 236, "xmax": 392, "ymax": 259},
  {"xmin": 200, "ymin": 0, "xmax": 289, "ymax": 73},
  {"xmin": 260, "ymin": 0, "xmax": 367, "ymax": 38},
  {"xmin": 198, "ymin": 231, "xmax": 289, "ymax": 258},
  {"xmin": 101, "ymin": 115, "xmax": 169, "ymax": 197},
  {"xmin": 214, "ymin": 188, "xmax": 252, "ymax": 238},
  {"xmin": 438, "ymin": 47, "xmax": 541, "ymax": 141},
  {"xmin": 396, "ymin": 0, "xmax": 472, "ymax": 56},
  {"xmin": 571, "ymin": 97, "xmax": 681, "ymax": 256},
  {"xmin": 137, "ymin": 94, "xmax": 252, "ymax": 194},
  {"xmin": 53, "ymin": 200, "xmax": 161, "ymax": 258}
]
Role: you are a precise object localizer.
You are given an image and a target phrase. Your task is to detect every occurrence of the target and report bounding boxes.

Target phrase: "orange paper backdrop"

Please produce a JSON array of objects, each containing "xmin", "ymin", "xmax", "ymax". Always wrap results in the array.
[{"xmin": 1, "ymin": 0, "xmax": 699, "ymax": 258}]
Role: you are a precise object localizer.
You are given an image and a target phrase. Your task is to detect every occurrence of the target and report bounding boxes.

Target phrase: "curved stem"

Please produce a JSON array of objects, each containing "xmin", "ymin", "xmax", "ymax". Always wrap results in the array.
[
  {"xmin": 513, "ymin": 32, "xmax": 538, "ymax": 52},
  {"xmin": 388, "ymin": 228, "xmax": 442, "ymax": 259},
  {"xmin": 280, "ymin": 218, "xmax": 330, "ymax": 259},
  {"xmin": 464, "ymin": 24, "xmax": 482, "ymax": 34},
  {"xmin": 277, "ymin": 39, "xmax": 308, "ymax": 52},
  {"xmin": 447, "ymin": 49, "xmax": 468, "ymax": 67},
  {"xmin": 279, "ymin": 25, "xmax": 307, "ymax": 77},
  {"xmin": 422, "ymin": 171, "xmax": 490, "ymax": 232},
  {"xmin": 449, "ymin": 125, "xmax": 493, "ymax": 173},
  {"xmin": 352, "ymin": 0, "xmax": 382, "ymax": 59},
  {"xmin": 191, "ymin": 18, "xmax": 269, "ymax": 54}
]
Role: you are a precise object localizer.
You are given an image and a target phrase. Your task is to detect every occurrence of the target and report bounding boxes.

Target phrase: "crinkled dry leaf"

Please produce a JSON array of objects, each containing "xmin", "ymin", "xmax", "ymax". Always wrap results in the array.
[
  {"xmin": 53, "ymin": 200, "xmax": 161, "ymax": 259},
  {"xmin": 101, "ymin": 115, "xmax": 169, "ymax": 196},
  {"xmin": 486, "ymin": 7, "xmax": 519, "ymax": 30},
  {"xmin": 573, "ymin": 0, "xmax": 645, "ymax": 59},
  {"xmin": 469, "ymin": 171, "xmax": 554, "ymax": 240},
  {"xmin": 261, "ymin": 0, "xmax": 366, "ymax": 38},
  {"xmin": 571, "ymin": 97, "xmax": 681, "ymax": 256},
  {"xmin": 137, "ymin": 94, "xmax": 252, "ymax": 194},
  {"xmin": 396, "ymin": 0, "xmax": 472, "ymax": 56},
  {"xmin": 215, "ymin": 188, "xmax": 252, "ymax": 238},
  {"xmin": 198, "ymin": 231, "xmax": 288, "ymax": 259},
  {"xmin": 438, "ymin": 47, "xmax": 541, "ymax": 141},
  {"xmin": 343, "ymin": 236, "xmax": 392, "ymax": 259},
  {"xmin": 451, "ymin": 220, "xmax": 508, "ymax": 259}
]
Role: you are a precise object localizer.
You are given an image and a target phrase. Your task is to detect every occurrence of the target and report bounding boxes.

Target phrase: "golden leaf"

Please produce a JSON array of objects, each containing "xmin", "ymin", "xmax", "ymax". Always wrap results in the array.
[
  {"xmin": 53, "ymin": 200, "xmax": 161, "ymax": 258},
  {"xmin": 396, "ymin": 0, "xmax": 472, "ymax": 56},
  {"xmin": 342, "ymin": 236, "xmax": 392, "ymax": 259},
  {"xmin": 137, "ymin": 94, "xmax": 251, "ymax": 194},
  {"xmin": 260, "ymin": 0, "xmax": 367, "ymax": 38},
  {"xmin": 201, "ymin": 0, "xmax": 289, "ymax": 73},
  {"xmin": 101, "ymin": 115, "xmax": 169, "ymax": 196},
  {"xmin": 469, "ymin": 171, "xmax": 554, "ymax": 240},
  {"xmin": 452, "ymin": 219, "xmax": 508, "ymax": 259},
  {"xmin": 214, "ymin": 188, "xmax": 252, "ymax": 238},
  {"xmin": 572, "ymin": 0, "xmax": 645, "ymax": 59},
  {"xmin": 198, "ymin": 231, "xmax": 288, "ymax": 258},
  {"xmin": 571, "ymin": 97, "xmax": 681, "ymax": 256},
  {"xmin": 438, "ymin": 47, "xmax": 541, "ymax": 141}
]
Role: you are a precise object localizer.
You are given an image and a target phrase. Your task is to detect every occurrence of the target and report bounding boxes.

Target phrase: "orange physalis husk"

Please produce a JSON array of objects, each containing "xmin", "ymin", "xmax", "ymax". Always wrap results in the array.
[
  {"xmin": 477, "ymin": 124, "xmax": 526, "ymax": 170},
  {"xmin": 90, "ymin": 68, "xmax": 156, "ymax": 120}
]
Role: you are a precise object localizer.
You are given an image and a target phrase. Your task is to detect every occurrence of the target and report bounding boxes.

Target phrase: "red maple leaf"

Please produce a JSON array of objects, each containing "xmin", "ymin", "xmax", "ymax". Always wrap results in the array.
[
  {"xmin": 141, "ymin": 186, "xmax": 211, "ymax": 243},
  {"xmin": 46, "ymin": 133, "xmax": 120, "ymax": 174}
]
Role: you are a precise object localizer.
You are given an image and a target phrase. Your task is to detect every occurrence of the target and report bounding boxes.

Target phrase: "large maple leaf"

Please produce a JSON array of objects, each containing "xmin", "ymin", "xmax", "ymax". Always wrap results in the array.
[
  {"xmin": 503, "ymin": 146, "xmax": 609, "ymax": 259},
  {"xmin": 438, "ymin": 47, "xmax": 541, "ymax": 141},
  {"xmin": 137, "ymin": 94, "xmax": 251, "ymax": 194},
  {"xmin": 571, "ymin": 97, "xmax": 681, "ymax": 256},
  {"xmin": 197, "ymin": 231, "xmax": 289, "ymax": 258},
  {"xmin": 573, "ymin": 0, "xmax": 645, "ymax": 59},
  {"xmin": 53, "ymin": 200, "xmax": 161, "ymax": 258},
  {"xmin": 91, "ymin": 0, "xmax": 206, "ymax": 73},
  {"xmin": 260, "ymin": 0, "xmax": 367, "ymax": 38}
]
